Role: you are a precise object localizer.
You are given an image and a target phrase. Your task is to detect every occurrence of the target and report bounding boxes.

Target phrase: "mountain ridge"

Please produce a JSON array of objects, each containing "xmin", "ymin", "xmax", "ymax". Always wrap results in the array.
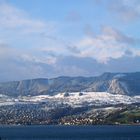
[{"xmin": 0, "ymin": 72, "xmax": 140, "ymax": 96}]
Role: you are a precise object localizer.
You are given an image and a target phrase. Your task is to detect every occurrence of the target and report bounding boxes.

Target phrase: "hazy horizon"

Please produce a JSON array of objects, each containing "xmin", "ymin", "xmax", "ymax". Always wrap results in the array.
[{"xmin": 0, "ymin": 0, "xmax": 140, "ymax": 82}]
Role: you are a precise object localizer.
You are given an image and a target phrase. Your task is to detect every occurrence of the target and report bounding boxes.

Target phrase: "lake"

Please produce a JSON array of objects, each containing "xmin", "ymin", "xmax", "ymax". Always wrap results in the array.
[{"xmin": 0, "ymin": 125, "xmax": 139, "ymax": 140}]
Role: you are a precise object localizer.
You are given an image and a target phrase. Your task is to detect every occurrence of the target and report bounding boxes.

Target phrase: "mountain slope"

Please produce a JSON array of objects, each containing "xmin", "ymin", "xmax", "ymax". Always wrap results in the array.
[{"xmin": 0, "ymin": 72, "xmax": 140, "ymax": 96}]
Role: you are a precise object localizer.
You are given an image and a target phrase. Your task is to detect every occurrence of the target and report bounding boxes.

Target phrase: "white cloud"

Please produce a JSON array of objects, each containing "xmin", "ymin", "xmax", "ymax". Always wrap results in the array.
[
  {"xmin": 0, "ymin": 1, "xmax": 140, "ymax": 81},
  {"xmin": 96, "ymin": 0, "xmax": 140, "ymax": 22},
  {"xmin": 76, "ymin": 26, "xmax": 140, "ymax": 63},
  {"xmin": 0, "ymin": 41, "xmax": 15, "ymax": 59},
  {"xmin": 0, "ymin": 3, "xmax": 54, "ymax": 34},
  {"xmin": 38, "ymin": 26, "xmax": 140, "ymax": 64},
  {"xmin": 109, "ymin": 0, "xmax": 140, "ymax": 22},
  {"xmin": 0, "ymin": 2, "xmax": 57, "ymax": 65},
  {"xmin": 20, "ymin": 53, "xmax": 57, "ymax": 65}
]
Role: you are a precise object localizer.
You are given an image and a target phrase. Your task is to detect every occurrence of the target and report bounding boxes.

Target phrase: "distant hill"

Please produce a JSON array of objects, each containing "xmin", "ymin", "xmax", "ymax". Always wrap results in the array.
[{"xmin": 0, "ymin": 72, "xmax": 140, "ymax": 97}]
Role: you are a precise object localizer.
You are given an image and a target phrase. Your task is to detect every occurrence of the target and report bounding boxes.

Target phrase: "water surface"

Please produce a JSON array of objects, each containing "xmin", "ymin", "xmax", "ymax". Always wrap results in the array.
[{"xmin": 0, "ymin": 125, "xmax": 139, "ymax": 140}]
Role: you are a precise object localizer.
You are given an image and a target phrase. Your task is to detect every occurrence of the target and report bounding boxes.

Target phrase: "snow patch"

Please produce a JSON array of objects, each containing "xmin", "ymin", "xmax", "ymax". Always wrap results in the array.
[
  {"xmin": 114, "ymin": 74, "xmax": 126, "ymax": 78},
  {"xmin": 17, "ymin": 92, "xmax": 140, "ymax": 107},
  {"xmin": 0, "ymin": 92, "xmax": 140, "ymax": 107}
]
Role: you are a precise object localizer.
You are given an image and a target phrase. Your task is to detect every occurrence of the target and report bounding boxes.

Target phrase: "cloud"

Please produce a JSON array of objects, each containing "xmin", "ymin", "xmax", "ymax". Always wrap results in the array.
[
  {"xmin": 0, "ymin": 2, "xmax": 57, "ymax": 63},
  {"xmin": 76, "ymin": 26, "xmax": 140, "ymax": 63},
  {"xmin": 40, "ymin": 33, "xmax": 81, "ymax": 56},
  {"xmin": 0, "ymin": 1, "xmax": 140, "ymax": 82},
  {"xmin": 66, "ymin": 45, "xmax": 80, "ymax": 54},
  {"xmin": 0, "ymin": 41, "xmax": 16, "ymax": 60},
  {"xmin": 95, "ymin": 0, "xmax": 140, "ymax": 22},
  {"xmin": 38, "ymin": 25, "xmax": 140, "ymax": 64},
  {"xmin": 54, "ymin": 55, "xmax": 140, "ymax": 77},
  {"xmin": 84, "ymin": 24, "xmax": 95, "ymax": 37},
  {"xmin": 109, "ymin": 0, "xmax": 140, "ymax": 22},
  {"xmin": 0, "ymin": 42, "xmax": 9, "ymax": 53},
  {"xmin": 0, "ymin": 3, "xmax": 54, "ymax": 34},
  {"xmin": 55, "ymin": 56, "xmax": 104, "ymax": 76},
  {"xmin": 106, "ymin": 55, "xmax": 140, "ymax": 73},
  {"xmin": 1, "ymin": 49, "xmax": 140, "ymax": 82},
  {"xmin": 20, "ymin": 53, "xmax": 57, "ymax": 65},
  {"xmin": 101, "ymin": 26, "xmax": 138, "ymax": 45}
]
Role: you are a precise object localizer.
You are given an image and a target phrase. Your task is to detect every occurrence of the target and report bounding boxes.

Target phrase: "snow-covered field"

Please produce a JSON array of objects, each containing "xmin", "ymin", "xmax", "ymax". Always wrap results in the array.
[{"xmin": 0, "ymin": 92, "xmax": 140, "ymax": 107}]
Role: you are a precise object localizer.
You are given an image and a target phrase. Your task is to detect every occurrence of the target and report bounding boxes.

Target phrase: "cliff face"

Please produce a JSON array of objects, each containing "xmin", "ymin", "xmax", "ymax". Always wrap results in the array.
[{"xmin": 0, "ymin": 72, "xmax": 140, "ymax": 97}]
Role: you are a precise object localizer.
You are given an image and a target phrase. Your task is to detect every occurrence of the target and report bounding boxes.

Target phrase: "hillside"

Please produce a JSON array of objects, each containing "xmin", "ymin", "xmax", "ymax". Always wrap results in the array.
[{"xmin": 0, "ymin": 72, "xmax": 140, "ymax": 96}]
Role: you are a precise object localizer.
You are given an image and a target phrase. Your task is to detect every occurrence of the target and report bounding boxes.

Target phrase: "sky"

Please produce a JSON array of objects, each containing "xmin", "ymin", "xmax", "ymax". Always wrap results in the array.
[{"xmin": 0, "ymin": 0, "xmax": 140, "ymax": 81}]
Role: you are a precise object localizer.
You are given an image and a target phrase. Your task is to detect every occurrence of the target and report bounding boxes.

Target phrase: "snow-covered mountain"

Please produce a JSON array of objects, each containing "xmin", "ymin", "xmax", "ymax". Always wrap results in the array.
[
  {"xmin": 0, "ymin": 72, "xmax": 140, "ymax": 125},
  {"xmin": 0, "ymin": 72, "xmax": 140, "ymax": 97}
]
